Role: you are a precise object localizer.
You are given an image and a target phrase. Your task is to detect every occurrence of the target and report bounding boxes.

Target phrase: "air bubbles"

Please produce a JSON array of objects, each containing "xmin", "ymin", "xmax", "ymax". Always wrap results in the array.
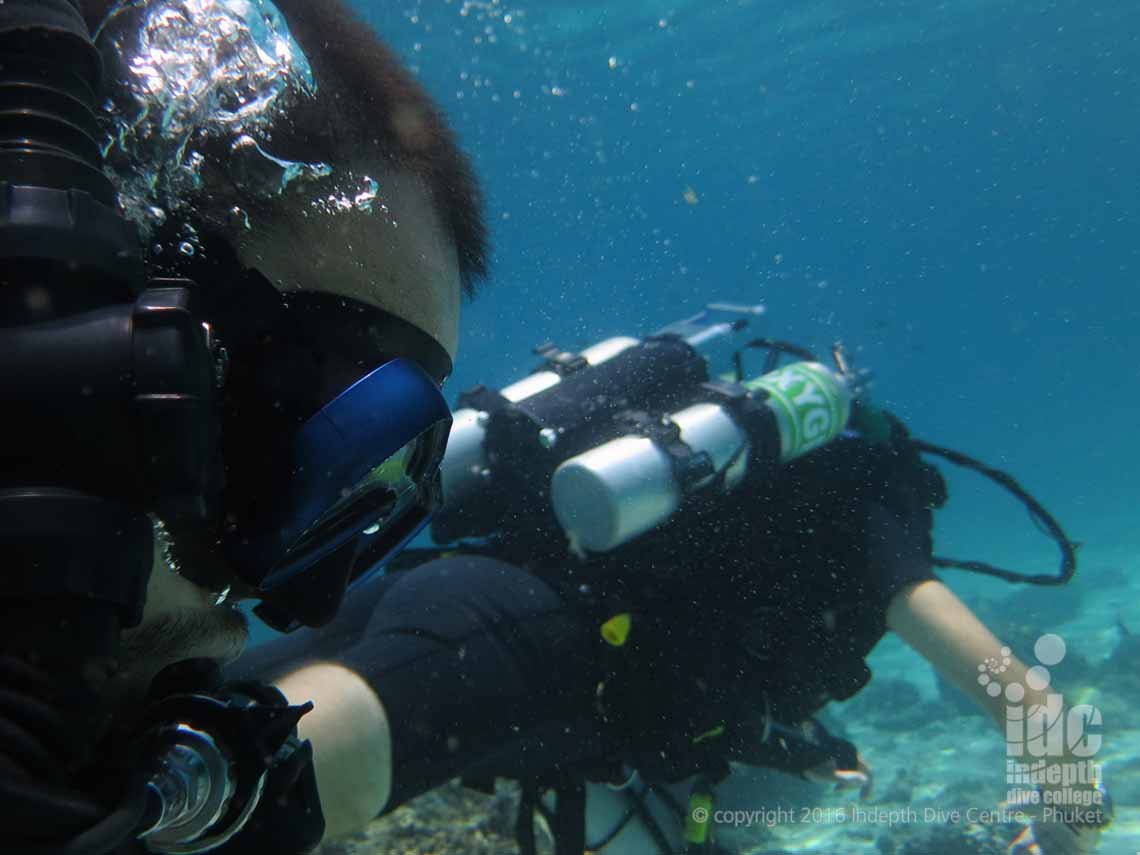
[
  {"xmin": 101, "ymin": 0, "xmax": 317, "ymax": 237},
  {"xmin": 353, "ymin": 177, "xmax": 380, "ymax": 213},
  {"xmin": 178, "ymin": 241, "xmax": 196, "ymax": 257},
  {"xmin": 608, "ymin": 56, "xmax": 618, "ymax": 69},
  {"xmin": 228, "ymin": 206, "xmax": 252, "ymax": 231},
  {"xmin": 309, "ymin": 175, "xmax": 381, "ymax": 217}
]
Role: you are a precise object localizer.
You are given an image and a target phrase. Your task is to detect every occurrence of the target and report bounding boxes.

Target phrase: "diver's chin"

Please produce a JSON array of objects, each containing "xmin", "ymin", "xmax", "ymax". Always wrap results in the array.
[{"xmin": 113, "ymin": 603, "xmax": 250, "ymax": 708}]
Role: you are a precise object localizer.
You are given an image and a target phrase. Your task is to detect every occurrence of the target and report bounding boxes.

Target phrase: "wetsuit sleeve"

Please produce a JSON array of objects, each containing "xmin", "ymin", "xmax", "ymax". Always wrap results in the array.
[
  {"xmin": 229, "ymin": 556, "xmax": 603, "ymax": 810},
  {"xmin": 863, "ymin": 498, "xmax": 936, "ymax": 602},
  {"xmin": 862, "ymin": 420, "xmax": 946, "ymax": 603}
]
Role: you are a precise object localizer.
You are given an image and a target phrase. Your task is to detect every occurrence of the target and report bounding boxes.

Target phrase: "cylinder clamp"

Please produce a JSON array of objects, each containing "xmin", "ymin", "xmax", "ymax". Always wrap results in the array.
[{"xmin": 613, "ymin": 410, "xmax": 716, "ymax": 493}]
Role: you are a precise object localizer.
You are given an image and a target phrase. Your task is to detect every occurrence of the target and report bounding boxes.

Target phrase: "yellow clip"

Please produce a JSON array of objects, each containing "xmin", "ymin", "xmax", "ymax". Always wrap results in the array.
[
  {"xmin": 600, "ymin": 613, "xmax": 631, "ymax": 647},
  {"xmin": 684, "ymin": 792, "xmax": 713, "ymax": 845},
  {"xmin": 692, "ymin": 724, "xmax": 725, "ymax": 745}
]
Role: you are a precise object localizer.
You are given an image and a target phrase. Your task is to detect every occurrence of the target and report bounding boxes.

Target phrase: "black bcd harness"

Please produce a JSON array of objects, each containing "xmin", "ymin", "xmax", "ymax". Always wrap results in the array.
[{"xmin": 406, "ymin": 337, "xmax": 1080, "ymax": 855}]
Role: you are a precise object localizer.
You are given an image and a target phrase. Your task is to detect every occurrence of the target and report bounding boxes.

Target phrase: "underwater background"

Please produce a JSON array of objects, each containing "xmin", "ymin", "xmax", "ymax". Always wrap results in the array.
[{"xmin": 270, "ymin": 0, "xmax": 1138, "ymax": 852}]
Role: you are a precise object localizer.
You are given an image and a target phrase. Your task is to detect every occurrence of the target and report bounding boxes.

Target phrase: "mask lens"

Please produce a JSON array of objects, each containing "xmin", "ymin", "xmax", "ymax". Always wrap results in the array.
[
  {"xmin": 286, "ymin": 435, "xmax": 424, "ymax": 563},
  {"xmin": 237, "ymin": 353, "xmax": 452, "ymax": 614},
  {"xmin": 264, "ymin": 411, "xmax": 448, "ymax": 588}
]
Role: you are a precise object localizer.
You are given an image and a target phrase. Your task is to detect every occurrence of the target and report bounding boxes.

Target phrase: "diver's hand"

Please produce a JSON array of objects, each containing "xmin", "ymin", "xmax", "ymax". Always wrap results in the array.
[
  {"xmin": 804, "ymin": 752, "xmax": 873, "ymax": 800},
  {"xmin": 1008, "ymin": 819, "xmax": 1100, "ymax": 855},
  {"xmin": 1008, "ymin": 786, "xmax": 1111, "ymax": 855}
]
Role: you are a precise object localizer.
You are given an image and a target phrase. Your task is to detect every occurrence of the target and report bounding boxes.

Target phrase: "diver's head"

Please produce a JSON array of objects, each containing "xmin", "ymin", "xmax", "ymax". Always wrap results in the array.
[
  {"xmin": 89, "ymin": 0, "xmax": 487, "ymax": 354},
  {"xmin": 81, "ymin": 0, "xmax": 488, "ymax": 666}
]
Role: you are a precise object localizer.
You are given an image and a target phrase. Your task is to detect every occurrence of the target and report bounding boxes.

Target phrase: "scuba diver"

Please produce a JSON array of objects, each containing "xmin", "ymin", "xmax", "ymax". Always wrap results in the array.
[
  {"xmin": 236, "ymin": 306, "xmax": 1113, "ymax": 855},
  {"xmin": 0, "ymin": 0, "xmax": 485, "ymax": 852}
]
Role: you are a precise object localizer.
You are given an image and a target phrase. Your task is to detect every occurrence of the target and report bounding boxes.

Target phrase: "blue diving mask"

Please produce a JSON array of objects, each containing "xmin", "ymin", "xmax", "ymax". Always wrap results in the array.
[
  {"xmin": 186, "ymin": 268, "xmax": 454, "ymax": 631},
  {"xmin": 236, "ymin": 356, "xmax": 451, "ymax": 631}
]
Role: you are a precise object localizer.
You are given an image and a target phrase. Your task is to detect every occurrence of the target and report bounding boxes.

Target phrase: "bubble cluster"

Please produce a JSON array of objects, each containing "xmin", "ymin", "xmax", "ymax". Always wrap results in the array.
[
  {"xmin": 94, "ymin": 0, "xmax": 323, "ymax": 238},
  {"xmin": 309, "ymin": 176, "xmax": 387, "ymax": 218}
]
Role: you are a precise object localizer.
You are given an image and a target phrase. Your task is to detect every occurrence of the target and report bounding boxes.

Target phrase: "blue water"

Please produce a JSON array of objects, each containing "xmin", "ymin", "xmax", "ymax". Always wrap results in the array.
[{"xmin": 349, "ymin": 0, "xmax": 1138, "ymax": 583}]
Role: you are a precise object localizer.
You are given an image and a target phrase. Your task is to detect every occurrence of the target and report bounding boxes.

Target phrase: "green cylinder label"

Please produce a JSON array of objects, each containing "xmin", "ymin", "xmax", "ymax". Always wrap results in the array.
[{"xmin": 745, "ymin": 362, "xmax": 851, "ymax": 462}]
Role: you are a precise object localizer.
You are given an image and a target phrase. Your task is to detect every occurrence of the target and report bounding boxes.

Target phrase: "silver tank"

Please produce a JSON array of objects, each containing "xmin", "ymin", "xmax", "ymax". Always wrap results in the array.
[
  {"xmin": 550, "ymin": 401, "xmax": 749, "ymax": 553},
  {"xmin": 439, "ymin": 337, "xmax": 640, "ymax": 504}
]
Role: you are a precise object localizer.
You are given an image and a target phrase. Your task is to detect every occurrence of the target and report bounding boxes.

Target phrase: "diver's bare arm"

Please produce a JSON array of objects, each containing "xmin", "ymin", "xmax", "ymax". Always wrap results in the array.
[
  {"xmin": 887, "ymin": 578, "xmax": 1105, "ymax": 820},
  {"xmin": 274, "ymin": 663, "xmax": 393, "ymax": 840},
  {"xmin": 885, "ymin": 578, "xmax": 1037, "ymax": 726}
]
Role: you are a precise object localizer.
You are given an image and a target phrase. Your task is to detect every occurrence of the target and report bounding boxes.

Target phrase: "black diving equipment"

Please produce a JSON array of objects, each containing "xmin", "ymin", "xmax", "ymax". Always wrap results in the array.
[
  {"xmin": 132, "ymin": 674, "xmax": 322, "ymax": 855},
  {"xmin": 0, "ymin": 3, "xmax": 444, "ymax": 852},
  {"xmin": 434, "ymin": 305, "xmax": 1077, "ymax": 585},
  {"xmin": 0, "ymin": 22, "xmax": 454, "ymax": 636},
  {"xmin": 193, "ymin": 269, "xmax": 454, "ymax": 631},
  {"xmin": 0, "ymin": 6, "xmax": 163, "ymax": 852},
  {"xmin": 233, "ymin": 354, "xmax": 450, "ymax": 629},
  {"xmin": 436, "ymin": 304, "xmax": 855, "ymax": 552}
]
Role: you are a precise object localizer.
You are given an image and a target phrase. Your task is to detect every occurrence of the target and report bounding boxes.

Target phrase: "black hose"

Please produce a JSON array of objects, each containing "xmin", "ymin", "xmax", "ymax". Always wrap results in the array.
[
  {"xmin": 734, "ymin": 339, "xmax": 820, "ymax": 380},
  {"xmin": 585, "ymin": 802, "xmax": 637, "ymax": 851},
  {"xmin": 0, "ymin": 0, "xmax": 110, "ymax": 200},
  {"xmin": 0, "ymin": 5, "xmax": 152, "ymax": 852},
  {"xmin": 0, "ymin": 652, "xmax": 146, "ymax": 853},
  {"xmin": 0, "ymin": 774, "xmax": 105, "ymax": 829},
  {"xmin": 646, "ymin": 782, "xmax": 689, "ymax": 821},
  {"xmin": 912, "ymin": 439, "xmax": 1078, "ymax": 586},
  {"xmin": 628, "ymin": 785, "xmax": 678, "ymax": 855},
  {"xmin": 6, "ymin": 772, "xmax": 150, "ymax": 855}
]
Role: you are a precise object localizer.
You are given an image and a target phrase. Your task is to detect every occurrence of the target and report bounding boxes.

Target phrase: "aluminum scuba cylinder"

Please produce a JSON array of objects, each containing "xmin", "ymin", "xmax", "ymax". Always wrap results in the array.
[
  {"xmin": 440, "ymin": 336, "xmax": 640, "ymax": 505},
  {"xmin": 549, "ymin": 362, "xmax": 853, "ymax": 553},
  {"xmin": 439, "ymin": 306, "xmax": 765, "ymax": 512}
]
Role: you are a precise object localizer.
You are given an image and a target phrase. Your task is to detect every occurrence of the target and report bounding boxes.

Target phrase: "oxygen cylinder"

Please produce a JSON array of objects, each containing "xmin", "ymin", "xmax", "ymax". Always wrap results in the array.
[
  {"xmin": 550, "ymin": 362, "xmax": 852, "ymax": 553},
  {"xmin": 439, "ymin": 337, "xmax": 641, "ymax": 504}
]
